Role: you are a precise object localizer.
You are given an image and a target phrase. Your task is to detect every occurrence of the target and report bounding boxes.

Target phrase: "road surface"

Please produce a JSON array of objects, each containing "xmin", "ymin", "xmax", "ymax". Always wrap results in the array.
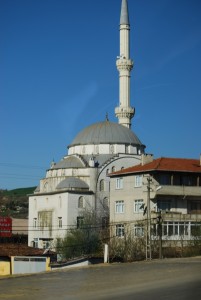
[{"xmin": 0, "ymin": 257, "xmax": 200, "ymax": 299}]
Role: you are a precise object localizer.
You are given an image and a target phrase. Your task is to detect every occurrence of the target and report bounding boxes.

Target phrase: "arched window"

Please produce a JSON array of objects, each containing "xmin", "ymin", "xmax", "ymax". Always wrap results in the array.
[
  {"xmin": 103, "ymin": 197, "xmax": 108, "ymax": 209},
  {"xmin": 111, "ymin": 166, "xmax": 116, "ymax": 173},
  {"xmin": 110, "ymin": 145, "xmax": 114, "ymax": 154},
  {"xmin": 78, "ymin": 196, "xmax": 84, "ymax": 208},
  {"xmin": 100, "ymin": 179, "xmax": 105, "ymax": 191}
]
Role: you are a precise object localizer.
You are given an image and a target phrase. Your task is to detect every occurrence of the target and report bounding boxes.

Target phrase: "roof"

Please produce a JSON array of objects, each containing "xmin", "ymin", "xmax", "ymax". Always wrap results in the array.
[
  {"xmin": 0, "ymin": 244, "xmax": 45, "ymax": 257},
  {"xmin": 109, "ymin": 157, "xmax": 201, "ymax": 176},
  {"xmin": 56, "ymin": 177, "xmax": 89, "ymax": 190},
  {"xmin": 69, "ymin": 121, "xmax": 145, "ymax": 148},
  {"xmin": 53, "ymin": 156, "xmax": 85, "ymax": 169},
  {"xmin": 120, "ymin": 0, "xmax": 129, "ymax": 25}
]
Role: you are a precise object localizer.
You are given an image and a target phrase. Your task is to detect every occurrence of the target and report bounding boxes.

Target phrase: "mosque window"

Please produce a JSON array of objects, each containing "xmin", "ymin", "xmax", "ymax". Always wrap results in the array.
[
  {"xmin": 103, "ymin": 197, "xmax": 109, "ymax": 209},
  {"xmin": 33, "ymin": 218, "xmax": 37, "ymax": 228},
  {"xmin": 125, "ymin": 145, "xmax": 129, "ymax": 154},
  {"xmin": 95, "ymin": 145, "xmax": 99, "ymax": 154},
  {"xmin": 78, "ymin": 196, "xmax": 85, "ymax": 208},
  {"xmin": 111, "ymin": 166, "xmax": 116, "ymax": 173},
  {"xmin": 100, "ymin": 179, "xmax": 105, "ymax": 191},
  {"xmin": 106, "ymin": 169, "xmax": 109, "ymax": 175},
  {"xmin": 58, "ymin": 217, "xmax": 62, "ymax": 228},
  {"xmin": 110, "ymin": 145, "xmax": 114, "ymax": 154},
  {"xmin": 77, "ymin": 216, "xmax": 84, "ymax": 229}
]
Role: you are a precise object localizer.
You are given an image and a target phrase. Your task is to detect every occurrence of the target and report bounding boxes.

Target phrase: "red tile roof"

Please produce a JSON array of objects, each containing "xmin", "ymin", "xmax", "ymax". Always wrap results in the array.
[
  {"xmin": 0, "ymin": 244, "xmax": 45, "ymax": 257},
  {"xmin": 109, "ymin": 157, "xmax": 201, "ymax": 176}
]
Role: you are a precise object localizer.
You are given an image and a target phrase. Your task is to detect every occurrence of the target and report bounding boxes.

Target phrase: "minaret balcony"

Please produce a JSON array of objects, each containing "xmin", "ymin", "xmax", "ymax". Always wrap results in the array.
[{"xmin": 116, "ymin": 59, "xmax": 134, "ymax": 71}]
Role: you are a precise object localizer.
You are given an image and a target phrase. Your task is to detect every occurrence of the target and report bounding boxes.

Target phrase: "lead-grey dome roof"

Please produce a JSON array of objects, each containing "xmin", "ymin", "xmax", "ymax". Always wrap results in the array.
[
  {"xmin": 56, "ymin": 177, "xmax": 89, "ymax": 190},
  {"xmin": 68, "ymin": 121, "xmax": 144, "ymax": 148},
  {"xmin": 52, "ymin": 156, "xmax": 85, "ymax": 169}
]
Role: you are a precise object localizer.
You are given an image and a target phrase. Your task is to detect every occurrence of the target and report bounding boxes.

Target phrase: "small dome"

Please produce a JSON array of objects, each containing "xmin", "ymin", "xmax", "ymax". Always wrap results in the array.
[
  {"xmin": 68, "ymin": 121, "xmax": 145, "ymax": 148},
  {"xmin": 56, "ymin": 177, "xmax": 89, "ymax": 190}
]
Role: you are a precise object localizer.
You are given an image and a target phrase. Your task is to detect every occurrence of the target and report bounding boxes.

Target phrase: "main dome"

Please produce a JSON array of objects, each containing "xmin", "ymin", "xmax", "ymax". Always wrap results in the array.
[{"xmin": 68, "ymin": 121, "xmax": 145, "ymax": 147}]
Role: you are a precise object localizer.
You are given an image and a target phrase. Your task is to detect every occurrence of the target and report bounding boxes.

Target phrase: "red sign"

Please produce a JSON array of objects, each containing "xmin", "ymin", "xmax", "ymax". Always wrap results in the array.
[{"xmin": 0, "ymin": 217, "xmax": 12, "ymax": 237}]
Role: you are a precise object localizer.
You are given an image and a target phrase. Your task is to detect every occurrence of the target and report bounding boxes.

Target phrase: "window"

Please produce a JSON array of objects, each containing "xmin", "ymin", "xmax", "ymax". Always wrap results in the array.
[
  {"xmin": 111, "ymin": 166, "xmax": 116, "ymax": 173},
  {"xmin": 110, "ymin": 145, "xmax": 114, "ymax": 154},
  {"xmin": 103, "ymin": 197, "xmax": 109, "ymax": 209},
  {"xmin": 102, "ymin": 217, "xmax": 109, "ymax": 229},
  {"xmin": 116, "ymin": 224, "xmax": 124, "ymax": 237},
  {"xmin": 159, "ymin": 174, "xmax": 171, "ymax": 185},
  {"xmin": 115, "ymin": 201, "xmax": 124, "ymax": 213},
  {"xmin": 116, "ymin": 177, "xmax": 123, "ymax": 189},
  {"xmin": 58, "ymin": 217, "xmax": 62, "ymax": 228},
  {"xmin": 134, "ymin": 199, "xmax": 144, "ymax": 213},
  {"xmin": 33, "ymin": 218, "xmax": 37, "ymax": 228},
  {"xmin": 100, "ymin": 179, "xmax": 105, "ymax": 191},
  {"xmin": 33, "ymin": 238, "xmax": 38, "ymax": 248},
  {"xmin": 134, "ymin": 225, "xmax": 144, "ymax": 237},
  {"xmin": 77, "ymin": 216, "xmax": 84, "ymax": 229},
  {"xmin": 157, "ymin": 200, "xmax": 171, "ymax": 212},
  {"xmin": 125, "ymin": 145, "xmax": 129, "ymax": 154},
  {"xmin": 134, "ymin": 175, "xmax": 142, "ymax": 187},
  {"xmin": 78, "ymin": 196, "xmax": 85, "ymax": 208}
]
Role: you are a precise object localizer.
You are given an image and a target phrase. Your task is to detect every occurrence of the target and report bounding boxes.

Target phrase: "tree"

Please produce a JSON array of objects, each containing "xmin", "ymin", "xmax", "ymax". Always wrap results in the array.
[{"xmin": 55, "ymin": 209, "xmax": 107, "ymax": 261}]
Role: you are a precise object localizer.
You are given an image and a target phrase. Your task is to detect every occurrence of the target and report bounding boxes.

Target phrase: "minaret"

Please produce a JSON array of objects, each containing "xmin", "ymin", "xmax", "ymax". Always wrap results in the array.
[{"xmin": 115, "ymin": 0, "xmax": 135, "ymax": 129}]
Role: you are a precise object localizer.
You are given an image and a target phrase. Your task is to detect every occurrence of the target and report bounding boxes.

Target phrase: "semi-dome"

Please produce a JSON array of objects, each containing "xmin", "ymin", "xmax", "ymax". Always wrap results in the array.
[
  {"xmin": 52, "ymin": 156, "xmax": 85, "ymax": 169},
  {"xmin": 68, "ymin": 121, "xmax": 145, "ymax": 148},
  {"xmin": 56, "ymin": 177, "xmax": 89, "ymax": 190}
]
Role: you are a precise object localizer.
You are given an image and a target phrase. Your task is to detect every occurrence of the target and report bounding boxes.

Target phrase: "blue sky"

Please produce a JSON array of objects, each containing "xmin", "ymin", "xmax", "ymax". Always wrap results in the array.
[{"xmin": 1, "ymin": 0, "xmax": 201, "ymax": 190}]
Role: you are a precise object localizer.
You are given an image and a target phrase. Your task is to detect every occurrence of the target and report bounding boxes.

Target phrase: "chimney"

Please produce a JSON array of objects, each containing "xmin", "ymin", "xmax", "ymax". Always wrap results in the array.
[{"xmin": 141, "ymin": 154, "xmax": 154, "ymax": 166}]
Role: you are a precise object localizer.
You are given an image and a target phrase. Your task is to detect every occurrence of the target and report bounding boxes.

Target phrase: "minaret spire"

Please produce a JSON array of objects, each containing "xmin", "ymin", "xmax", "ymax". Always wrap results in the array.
[{"xmin": 115, "ymin": 0, "xmax": 135, "ymax": 129}]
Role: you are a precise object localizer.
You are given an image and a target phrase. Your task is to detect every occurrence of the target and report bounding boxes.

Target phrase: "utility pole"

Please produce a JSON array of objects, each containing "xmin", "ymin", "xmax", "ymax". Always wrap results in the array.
[
  {"xmin": 157, "ymin": 211, "xmax": 163, "ymax": 259},
  {"xmin": 146, "ymin": 177, "xmax": 152, "ymax": 260}
]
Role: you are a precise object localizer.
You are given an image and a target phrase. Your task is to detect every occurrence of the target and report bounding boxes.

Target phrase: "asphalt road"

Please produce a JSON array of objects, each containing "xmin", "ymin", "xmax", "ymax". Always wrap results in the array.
[{"xmin": 0, "ymin": 257, "xmax": 201, "ymax": 300}]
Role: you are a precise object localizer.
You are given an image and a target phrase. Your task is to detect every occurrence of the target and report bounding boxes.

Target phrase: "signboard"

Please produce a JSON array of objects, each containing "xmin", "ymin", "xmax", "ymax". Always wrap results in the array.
[{"xmin": 0, "ymin": 217, "xmax": 12, "ymax": 237}]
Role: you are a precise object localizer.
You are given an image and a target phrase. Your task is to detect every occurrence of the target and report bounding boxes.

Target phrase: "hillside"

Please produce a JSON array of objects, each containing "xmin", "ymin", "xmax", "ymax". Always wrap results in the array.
[{"xmin": 0, "ymin": 187, "xmax": 36, "ymax": 218}]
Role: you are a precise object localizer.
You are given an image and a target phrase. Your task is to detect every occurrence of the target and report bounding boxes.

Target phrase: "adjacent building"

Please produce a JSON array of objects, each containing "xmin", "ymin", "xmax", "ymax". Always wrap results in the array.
[{"xmin": 109, "ymin": 154, "xmax": 201, "ymax": 251}]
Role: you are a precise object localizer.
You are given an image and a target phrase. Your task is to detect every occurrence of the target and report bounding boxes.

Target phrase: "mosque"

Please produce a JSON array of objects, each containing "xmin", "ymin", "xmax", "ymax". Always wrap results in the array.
[{"xmin": 28, "ymin": 0, "xmax": 147, "ymax": 249}]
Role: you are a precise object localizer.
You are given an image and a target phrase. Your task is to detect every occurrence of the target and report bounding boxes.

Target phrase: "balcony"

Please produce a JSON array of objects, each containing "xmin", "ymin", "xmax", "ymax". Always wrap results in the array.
[{"xmin": 153, "ymin": 185, "xmax": 201, "ymax": 198}]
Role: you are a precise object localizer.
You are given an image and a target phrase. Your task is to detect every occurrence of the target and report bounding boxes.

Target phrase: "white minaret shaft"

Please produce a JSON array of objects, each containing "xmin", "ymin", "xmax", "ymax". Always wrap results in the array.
[{"xmin": 115, "ymin": 0, "xmax": 135, "ymax": 129}]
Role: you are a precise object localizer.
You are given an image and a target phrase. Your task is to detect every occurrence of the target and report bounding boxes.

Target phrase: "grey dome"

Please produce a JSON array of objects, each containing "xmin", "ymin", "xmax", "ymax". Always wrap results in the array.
[
  {"xmin": 56, "ymin": 177, "xmax": 89, "ymax": 190},
  {"xmin": 53, "ymin": 156, "xmax": 85, "ymax": 169},
  {"xmin": 69, "ymin": 121, "xmax": 144, "ymax": 148}
]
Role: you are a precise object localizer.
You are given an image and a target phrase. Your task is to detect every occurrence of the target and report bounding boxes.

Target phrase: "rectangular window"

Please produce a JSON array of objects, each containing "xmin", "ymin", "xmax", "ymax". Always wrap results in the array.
[
  {"xmin": 33, "ymin": 238, "xmax": 38, "ymax": 248},
  {"xmin": 159, "ymin": 174, "xmax": 171, "ymax": 185},
  {"xmin": 134, "ymin": 175, "xmax": 142, "ymax": 187},
  {"xmin": 134, "ymin": 199, "xmax": 144, "ymax": 213},
  {"xmin": 58, "ymin": 217, "xmax": 62, "ymax": 228},
  {"xmin": 77, "ymin": 216, "xmax": 84, "ymax": 229},
  {"xmin": 33, "ymin": 218, "xmax": 37, "ymax": 228},
  {"xmin": 116, "ymin": 224, "xmax": 124, "ymax": 237},
  {"xmin": 116, "ymin": 177, "xmax": 123, "ymax": 189},
  {"xmin": 115, "ymin": 201, "xmax": 124, "ymax": 213},
  {"xmin": 102, "ymin": 217, "xmax": 109, "ymax": 229},
  {"xmin": 134, "ymin": 225, "xmax": 144, "ymax": 237},
  {"xmin": 157, "ymin": 200, "xmax": 171, "ymax": 212}
]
